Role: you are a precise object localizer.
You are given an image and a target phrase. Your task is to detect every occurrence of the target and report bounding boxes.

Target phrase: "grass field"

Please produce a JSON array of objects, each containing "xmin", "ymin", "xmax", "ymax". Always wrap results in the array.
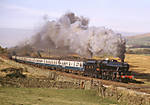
[
  {"xmin": 0, "ymin": 87, "xmax": 120, "ymax": 105},
  {"xmin": 125, "ymin": 54, "xmax": 150, "ymax": 73},
  {"xmin": 125, "ymin": 54, "xmax": 150, "ymax": 84}
]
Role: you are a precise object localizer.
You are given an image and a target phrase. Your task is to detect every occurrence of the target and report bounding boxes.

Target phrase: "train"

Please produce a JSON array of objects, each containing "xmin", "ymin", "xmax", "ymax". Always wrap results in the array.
[{"xmin": 11, "ymin": 56, "xmax": 134, "ymax": 82}]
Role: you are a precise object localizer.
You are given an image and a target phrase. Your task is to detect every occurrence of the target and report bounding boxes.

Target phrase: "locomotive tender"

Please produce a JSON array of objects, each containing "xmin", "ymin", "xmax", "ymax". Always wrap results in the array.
[{"xmin": 11, "ymin": 56, "xmax": 134, "ymax": 82}]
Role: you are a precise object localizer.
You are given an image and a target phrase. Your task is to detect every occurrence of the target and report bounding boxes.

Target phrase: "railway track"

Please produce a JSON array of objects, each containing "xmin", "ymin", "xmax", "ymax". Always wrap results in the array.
[
  {"xmin": 2, "ymin": 56, "xmax": 150, "ymax": 95},
  {"xmin": 59, "ymin": 71, "xmax": 150, "ymax": 94}
]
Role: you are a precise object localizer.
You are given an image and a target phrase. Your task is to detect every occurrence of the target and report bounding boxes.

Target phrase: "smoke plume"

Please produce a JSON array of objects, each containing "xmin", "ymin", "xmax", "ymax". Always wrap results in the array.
[{"xmin": 30, "ymin": 12, "xmax": 126, "ymax": 61}]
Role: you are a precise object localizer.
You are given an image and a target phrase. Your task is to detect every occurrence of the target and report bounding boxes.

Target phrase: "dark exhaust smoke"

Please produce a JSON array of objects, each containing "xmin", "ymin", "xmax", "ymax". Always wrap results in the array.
[{"xmin": 22, "ymin": 12, "xmax": 127, "ymax": 61}]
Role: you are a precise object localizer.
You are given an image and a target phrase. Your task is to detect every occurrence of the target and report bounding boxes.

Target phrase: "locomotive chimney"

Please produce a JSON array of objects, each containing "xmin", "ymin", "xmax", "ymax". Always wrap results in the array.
[
  {"xmin": 121, "ymin": 59, "xmax": 124, "ymax": 62},
  {"xmin": 120, "ymin": 55, "xmax": 125, "ymax": 62}
]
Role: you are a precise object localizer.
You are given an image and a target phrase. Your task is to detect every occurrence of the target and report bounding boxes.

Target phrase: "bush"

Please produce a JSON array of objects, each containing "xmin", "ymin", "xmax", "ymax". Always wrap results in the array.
[
  {"xmin": 0, "ymin": 46, "xmax": 7, "ymax": 54},
  {"xmin": 126, "ymin": 48, "xmax": 150, "ymax": 54}
]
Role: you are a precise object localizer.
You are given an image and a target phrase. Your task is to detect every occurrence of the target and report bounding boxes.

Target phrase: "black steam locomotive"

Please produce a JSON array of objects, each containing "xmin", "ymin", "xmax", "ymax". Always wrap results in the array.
[
  {"xmin": 11, "ymin": 56, "xmax": 134, "ymax": 82},
  {"xmin": 85, "ymin": 59, "xmax": 133, "ymax": 81}
]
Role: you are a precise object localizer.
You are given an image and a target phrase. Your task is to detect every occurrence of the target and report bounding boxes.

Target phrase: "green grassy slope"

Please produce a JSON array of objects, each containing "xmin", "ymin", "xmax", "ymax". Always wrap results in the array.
[{"xmin": 0, "ymin": 87, "xmax": 120, "ymax": 105}]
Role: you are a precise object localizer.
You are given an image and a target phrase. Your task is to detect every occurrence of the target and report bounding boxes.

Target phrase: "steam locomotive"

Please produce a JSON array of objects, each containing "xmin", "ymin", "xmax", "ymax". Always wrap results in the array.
[{"xmin": 11, "ymin": 56, "xmax": 134, "ymax": 82}]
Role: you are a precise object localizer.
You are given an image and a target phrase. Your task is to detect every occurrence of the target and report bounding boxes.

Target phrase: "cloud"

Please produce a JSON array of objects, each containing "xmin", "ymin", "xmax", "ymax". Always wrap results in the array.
[{"xmin": 0, "ymin": 3, "xmax": 61, "ymax": 18}]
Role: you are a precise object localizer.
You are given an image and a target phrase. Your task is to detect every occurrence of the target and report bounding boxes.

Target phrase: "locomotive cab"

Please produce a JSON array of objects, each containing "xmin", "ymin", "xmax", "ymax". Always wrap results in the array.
[{"xmin": 84, "ymin": 60, "xmax": 101, "ymax": 78}]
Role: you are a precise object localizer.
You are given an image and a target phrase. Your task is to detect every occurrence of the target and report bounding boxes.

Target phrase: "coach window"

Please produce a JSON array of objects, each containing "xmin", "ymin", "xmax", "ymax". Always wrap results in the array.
[
  {"xmin": 76, "ymin": 62, "xmax": 79, "ymax": 67},
  {"xmin": 80, "ymin": 63, "xmax": 82, "ymax": 67}
]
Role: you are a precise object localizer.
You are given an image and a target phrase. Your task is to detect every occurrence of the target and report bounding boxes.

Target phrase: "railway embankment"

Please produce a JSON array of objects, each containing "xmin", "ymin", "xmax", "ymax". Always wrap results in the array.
[{"xmin": 0, "ymin": 56, "xmax": 150, "ymax": 105}]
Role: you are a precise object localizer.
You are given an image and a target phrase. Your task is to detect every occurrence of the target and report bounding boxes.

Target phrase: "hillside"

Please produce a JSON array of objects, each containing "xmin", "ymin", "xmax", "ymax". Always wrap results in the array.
[
  {"xmin": 126, "ymin": 33, "xmax": 150, "ymax": 47},
  {"xmin": 0, "ymin": 56, "xmax": 121, "ymax": 105}
]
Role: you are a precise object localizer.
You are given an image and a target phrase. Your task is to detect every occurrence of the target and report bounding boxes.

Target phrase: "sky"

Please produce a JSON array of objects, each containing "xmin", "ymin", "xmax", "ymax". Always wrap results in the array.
[
  {"xmin": 0, "ymin": 0, "xmax": 150, "ymax": 33},
  {"xmin": 0, "ymin": 0, "xmax": 150, "ymax": 48}
]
